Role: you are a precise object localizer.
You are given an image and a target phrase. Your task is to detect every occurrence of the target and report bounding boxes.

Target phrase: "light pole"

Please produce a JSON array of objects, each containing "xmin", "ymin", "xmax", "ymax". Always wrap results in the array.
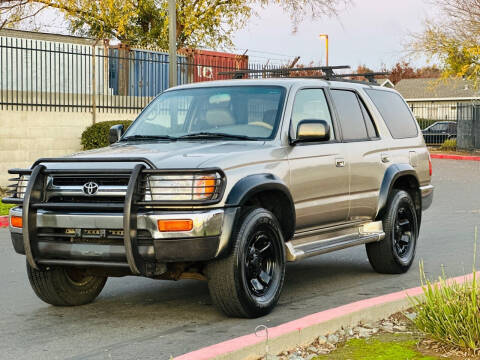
[
  {"xmin": 319, "ymin": 34, "xmax": 329, "ymax": 66},
  {"xmin": 168, "ymin": 0, "xmax": 177, "ymax": 87}
]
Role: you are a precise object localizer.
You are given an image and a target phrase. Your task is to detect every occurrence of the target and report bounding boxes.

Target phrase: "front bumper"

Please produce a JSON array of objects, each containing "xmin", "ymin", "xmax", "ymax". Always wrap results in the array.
[
  {"xmin": 420, "ymin": 184, "xmax": 434, "ymax": 210},
  {"xmin": 9, "ymin": 207, "xmax": 238, "ymax": 273},
  {"xmin": 4, "ymin": 159, "xmax": 233, "ymax": 277}
]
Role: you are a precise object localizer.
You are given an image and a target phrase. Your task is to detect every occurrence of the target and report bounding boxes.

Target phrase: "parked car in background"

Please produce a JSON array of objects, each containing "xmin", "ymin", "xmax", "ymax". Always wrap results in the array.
[{"xmin": 422, "ymin": 121, "xmax": 457, "ymax": 144}]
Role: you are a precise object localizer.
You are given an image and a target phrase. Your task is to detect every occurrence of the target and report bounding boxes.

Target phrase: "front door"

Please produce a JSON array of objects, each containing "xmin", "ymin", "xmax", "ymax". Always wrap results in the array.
[{"xmin": 287, "ymin": 88, "xmax": 350, "ymax": 231}]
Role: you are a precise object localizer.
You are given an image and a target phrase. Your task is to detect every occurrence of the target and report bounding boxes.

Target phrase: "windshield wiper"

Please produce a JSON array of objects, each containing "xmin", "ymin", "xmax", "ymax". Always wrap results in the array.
[
  {"xmin": 120, "ymin": 134, "xmax": 177, "ymax": 142},
  {"xmin": 178, "ymin": 132, "xmax": 254, "ymax": 140}
]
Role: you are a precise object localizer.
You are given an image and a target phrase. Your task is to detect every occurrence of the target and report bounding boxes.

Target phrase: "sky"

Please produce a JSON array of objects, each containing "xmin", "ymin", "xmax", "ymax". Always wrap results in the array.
[{"xmin": 233, "ymin": 0, "xmax": 439, "ymax": 70}]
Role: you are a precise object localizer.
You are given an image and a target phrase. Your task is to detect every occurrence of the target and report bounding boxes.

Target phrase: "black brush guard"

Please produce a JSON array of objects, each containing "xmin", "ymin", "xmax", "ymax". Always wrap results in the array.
[{"xmin": 2, "ymin": 158, "xmax": 226, "ymax": 276}]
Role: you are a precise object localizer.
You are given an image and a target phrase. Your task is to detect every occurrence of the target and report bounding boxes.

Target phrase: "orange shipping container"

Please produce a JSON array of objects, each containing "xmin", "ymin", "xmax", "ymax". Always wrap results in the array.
[{"xmin": 191, "ymin": 49, "xmax": 248, "ymax": 82}]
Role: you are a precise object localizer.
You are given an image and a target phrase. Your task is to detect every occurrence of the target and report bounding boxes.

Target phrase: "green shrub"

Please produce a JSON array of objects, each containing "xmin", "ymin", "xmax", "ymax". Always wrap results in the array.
[
  {"xmin": 81, "ymin": 120, "xmax": 133, "ymax": 150},
  {"xmin": 0, "ymin": 202, "xmax": 14, "ymax": 216},
  {"xmin": 440, "ymin": 138, "xmax": 456, "ymax": 151},
  {"xmin": 411, "ymin": 229, "xmax": 479, "ymax": 352}
]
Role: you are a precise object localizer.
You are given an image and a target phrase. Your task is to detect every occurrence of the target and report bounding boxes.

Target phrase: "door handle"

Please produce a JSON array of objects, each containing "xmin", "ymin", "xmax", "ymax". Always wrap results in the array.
[
  {"xmin": 381, "ymin": 153, "xmax": 390, "ymax": 163},
  {"xmin": 335, "ymin": 158, "xmax": 345, "ymax": 167}
]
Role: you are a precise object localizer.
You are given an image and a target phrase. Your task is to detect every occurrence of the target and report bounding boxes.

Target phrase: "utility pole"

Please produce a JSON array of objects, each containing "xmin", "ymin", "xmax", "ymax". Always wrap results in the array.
[
  {"xmin": 168, "ymin": 0, "xmax": 177, "ymax": 88},
  {"xmin": 319, "ymin": 34, "xmax": 329, "ymax": 66}
]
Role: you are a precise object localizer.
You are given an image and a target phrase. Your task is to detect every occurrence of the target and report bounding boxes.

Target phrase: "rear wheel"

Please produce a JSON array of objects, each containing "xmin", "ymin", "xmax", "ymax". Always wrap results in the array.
[
  {"xmin": 207, "ymin": 208, "xmax": 286, "ymax": 318},
  {"xmin": 27, "ymin": 262, "xmax": 107, "ymax": 306},
  {"xmin": 366, "ymin": 189, "xmax": 418, "ymax": 274}
]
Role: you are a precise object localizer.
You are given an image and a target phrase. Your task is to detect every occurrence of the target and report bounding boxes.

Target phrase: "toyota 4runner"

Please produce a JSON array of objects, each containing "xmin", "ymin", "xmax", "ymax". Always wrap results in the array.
[{"xmin": 2, "ymin": 74, "xmax": 434, "ymax": 318}]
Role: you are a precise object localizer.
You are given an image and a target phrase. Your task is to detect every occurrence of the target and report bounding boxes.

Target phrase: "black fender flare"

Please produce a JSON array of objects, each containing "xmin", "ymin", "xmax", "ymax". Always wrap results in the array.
[
  {"xmin": 376, "ymin": 163, "xmax": 420, "ymax": 218},
  {"xmin": 225, "ymin": 173, "xmax": 296, "ymax": 240}
]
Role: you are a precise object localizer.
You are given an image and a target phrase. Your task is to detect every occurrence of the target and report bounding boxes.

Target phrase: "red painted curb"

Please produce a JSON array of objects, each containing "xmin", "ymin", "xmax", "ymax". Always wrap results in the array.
[
  {"xmin": 175, "ymin": 272, "xmax": 477, "ymax": 360},
  {"xmin": 431, "ymin": 153, "xmax": 480, "ymax": 161},
  {"xmin": 0, "ymin": 216, "xmax": 8, "ymax": 228}
]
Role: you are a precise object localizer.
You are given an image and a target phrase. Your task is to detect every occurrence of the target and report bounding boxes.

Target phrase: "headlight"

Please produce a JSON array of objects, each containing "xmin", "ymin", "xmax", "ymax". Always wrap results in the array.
[
  {"xmin": 15, "ymin": 175, "xmax": 30, "ymax": 199},
  {"xmin": 144, "ymin": 173, "xmax": 221, "ymax": 202}
]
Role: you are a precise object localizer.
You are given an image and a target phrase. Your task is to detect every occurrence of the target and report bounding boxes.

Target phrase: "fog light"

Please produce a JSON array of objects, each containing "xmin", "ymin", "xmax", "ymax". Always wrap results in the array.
[
  {"xmin": 10, "ymin": 215, "xmax": 22, "ymax": 228},
  {"xmin": 158, "ymin": 219, "xmax": 193, "ymax": 232}
]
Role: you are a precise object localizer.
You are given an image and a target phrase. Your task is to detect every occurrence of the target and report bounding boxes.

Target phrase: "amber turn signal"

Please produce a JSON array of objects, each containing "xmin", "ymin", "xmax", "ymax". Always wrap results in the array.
[
  {"xmin": 194, "ymin": 176, "xmax": 216, "ymax": 199},
  {"xmin": 158, "ymin": 219, "xmax": 193, "ymax": 232},
  {"xmin": 10, "ymin": 215, "xmax": 22, "ymax": 228}
]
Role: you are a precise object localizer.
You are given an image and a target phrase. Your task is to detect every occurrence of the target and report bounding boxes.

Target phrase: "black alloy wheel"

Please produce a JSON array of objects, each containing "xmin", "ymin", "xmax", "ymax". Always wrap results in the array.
[
  {"xmin": 207, "ymin": 208, "xmax": 286, "ymax": 318},
  {"xmin": 393, "ymin": 205, "xmax": 415, "ymax": 259},
  {"xmin": 243, "ymin": 225, "xmax": 283, "ymax": 299},
  {"xmin": 366, "ymin": 189, "xmax": 418, "ymax": 274}
]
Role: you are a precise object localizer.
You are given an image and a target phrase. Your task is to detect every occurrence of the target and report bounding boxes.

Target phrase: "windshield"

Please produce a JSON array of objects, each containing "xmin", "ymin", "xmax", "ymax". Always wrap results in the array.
[{"xmin": 124, "ymin": 86, "xmax": 286, "ymax": 140}]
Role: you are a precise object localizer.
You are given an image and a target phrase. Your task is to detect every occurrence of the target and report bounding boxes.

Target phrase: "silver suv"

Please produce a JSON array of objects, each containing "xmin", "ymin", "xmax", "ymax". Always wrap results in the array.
[{"xmin": 3, "ymin": 76, "xmax": 434, "ymax": 318}]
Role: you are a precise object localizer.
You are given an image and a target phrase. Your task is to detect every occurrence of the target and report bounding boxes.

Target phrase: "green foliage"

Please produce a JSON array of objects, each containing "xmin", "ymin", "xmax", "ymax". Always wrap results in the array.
[
  {"xmin": 28, "ymin": 0, "xmax": 348, "ymax": 49},
  {"xmin": 440, "ymin": 138, "xmax": 457, "ymax": 151},
  {"xmin": 81, "ymin": 120, "xmax": 132, "ymax": 150},
  {"xmin": 0, "ymin": 202, "xmax": 14, "ymax": 216},
  {"xmin": 411, "ymin": 230, "xmax": 479, "ymax": 352},
  {"xmin": 314, "ymin": 333, "xmax": 439, "ymax": 359}
]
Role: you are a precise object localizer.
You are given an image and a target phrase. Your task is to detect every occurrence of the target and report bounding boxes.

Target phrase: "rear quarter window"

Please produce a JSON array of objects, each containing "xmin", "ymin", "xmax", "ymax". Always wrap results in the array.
[{"xmin": 365, "ymin": 89, "xmax": 418, "ymax": 139}]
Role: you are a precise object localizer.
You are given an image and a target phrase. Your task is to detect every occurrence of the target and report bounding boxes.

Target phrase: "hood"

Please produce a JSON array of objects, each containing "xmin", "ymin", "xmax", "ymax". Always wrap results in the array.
[{"xmin": 68, "ymin": 140, "xmax": 280, "ymax": 169}]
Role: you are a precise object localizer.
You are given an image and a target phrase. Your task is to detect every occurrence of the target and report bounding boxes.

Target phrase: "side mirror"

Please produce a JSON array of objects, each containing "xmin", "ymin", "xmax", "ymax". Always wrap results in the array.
[
  {"xmin": 109, "ymin": 124, "xmax": 124, "ymax": 144},
  {"xmin": 294, "ymin": 120, "xmax": 330, "ymax": 143}
]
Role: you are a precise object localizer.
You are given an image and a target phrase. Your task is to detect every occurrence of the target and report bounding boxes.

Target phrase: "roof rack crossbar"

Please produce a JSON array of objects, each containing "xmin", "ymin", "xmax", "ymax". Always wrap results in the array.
[
  {"xmin": 218, "ymin": 65, "xmax": 350, "ymax": 79},
  {"xmin": 218, "ymin": 66, "xmax": 390, "ymax": 84},
  {"xmin": 332, "ymin": 72, "xmax": 390, "ymax": 84}
]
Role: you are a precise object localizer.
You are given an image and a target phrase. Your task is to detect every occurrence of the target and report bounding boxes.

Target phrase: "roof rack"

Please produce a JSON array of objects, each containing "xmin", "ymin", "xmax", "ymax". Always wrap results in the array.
[
  {"xmin": 219, "ymin": 65, "xmax": 350, "ymax": 80},
  {"xmin": 218, "ymin": 66, "xmax": 390, "ymax": 84}
]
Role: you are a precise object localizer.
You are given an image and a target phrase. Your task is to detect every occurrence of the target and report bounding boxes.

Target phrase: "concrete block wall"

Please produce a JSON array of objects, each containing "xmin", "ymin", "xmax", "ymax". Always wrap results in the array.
[{"xmin": 0, "ymin": 110, "xmax": 138, "ymax": 187}]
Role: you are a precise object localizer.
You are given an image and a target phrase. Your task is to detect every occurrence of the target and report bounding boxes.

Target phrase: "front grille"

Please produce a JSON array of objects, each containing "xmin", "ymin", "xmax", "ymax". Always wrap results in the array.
[
  {"xmin": 46, "ymin": 175, "xmax": 130, "ymax": 205},
  {"xmin": 47, "ymin": 196, "xmax": 126, "ymax": 203},
  {"xmin": 52, "ymin": 176, "xmax": 130, "ymax": 187}
]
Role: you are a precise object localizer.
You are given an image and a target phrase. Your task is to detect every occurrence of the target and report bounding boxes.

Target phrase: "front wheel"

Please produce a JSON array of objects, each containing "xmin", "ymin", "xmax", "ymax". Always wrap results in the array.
[
  {"xmin": 207, "ymin": 208, "xmax": 286, "ymax": 318},
  {"xmin": 366, "ymin": 189, "xmax": 418, "ymax": 274},
  {"xmin": 27, "ymin": 262, "xmax": 107, "ymax": 306}
]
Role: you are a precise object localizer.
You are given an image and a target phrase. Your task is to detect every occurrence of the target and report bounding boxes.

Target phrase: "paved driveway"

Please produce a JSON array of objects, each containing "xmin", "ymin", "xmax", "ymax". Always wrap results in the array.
[{"xmin": 1, "ymin": 159, "xmax": 479, "ymax": 360}]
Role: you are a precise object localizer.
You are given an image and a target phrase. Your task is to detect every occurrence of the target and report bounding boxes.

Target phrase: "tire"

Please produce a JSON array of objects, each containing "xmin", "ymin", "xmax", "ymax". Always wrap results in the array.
[
  {"xmin": 27, "ymin": 262, "xmax": 107, "ymax": 306},
  {"xmin": 207, "ymin": 208, "xmax": 286, "ymax": 318},
  {"xmin": 366, "ymin": 189, "xmax": 418, "ymax": 274}
]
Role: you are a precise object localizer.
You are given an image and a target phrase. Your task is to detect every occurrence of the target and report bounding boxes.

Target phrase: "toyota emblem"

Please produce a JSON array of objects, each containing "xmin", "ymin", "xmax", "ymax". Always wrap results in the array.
[{"xmin": 82, "ymin": 181, "xmax": 99, "ymax": 195}]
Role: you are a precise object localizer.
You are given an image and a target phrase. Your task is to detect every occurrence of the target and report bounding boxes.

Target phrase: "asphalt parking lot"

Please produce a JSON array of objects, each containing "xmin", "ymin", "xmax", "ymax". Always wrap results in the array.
[{"xmin": 1, "ymin": 159, "xmax": 479, "ymax": 360}]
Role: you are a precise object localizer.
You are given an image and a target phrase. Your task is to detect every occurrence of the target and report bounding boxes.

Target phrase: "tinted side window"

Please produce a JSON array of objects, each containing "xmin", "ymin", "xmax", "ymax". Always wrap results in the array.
[
  {"xmin": 330, "ymin": 90, "xmax": 368, "ymax": 141},
  {"xmin": 359, "ymin": 99, "xmax": 378, "ymax": 138},
  {"xmin": 365, "ymin": 89, "xmax": 418, "ymax": 138},
  {"xmin": 291, "ymin": 89, "xmax": 334, "ymax": 139}
]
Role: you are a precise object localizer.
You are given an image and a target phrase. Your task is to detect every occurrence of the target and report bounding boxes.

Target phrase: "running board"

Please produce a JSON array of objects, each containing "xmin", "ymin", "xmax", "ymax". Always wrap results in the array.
[{"xmin": 285, "ymin": 221, "xmax": 385, "ymax": 262}]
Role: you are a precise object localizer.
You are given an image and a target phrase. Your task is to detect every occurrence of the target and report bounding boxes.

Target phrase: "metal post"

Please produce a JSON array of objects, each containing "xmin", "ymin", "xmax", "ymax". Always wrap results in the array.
[
  {"xmin": 319, "ymin": 34, "xmax": 329, "ymax": 66},
  {"xmin": 91, "ymin": 40, "xmax": 98, "ymax": 125},
  {"xmin": 168, "ymin": 0, "xmax": 177, "ymax": 88}
]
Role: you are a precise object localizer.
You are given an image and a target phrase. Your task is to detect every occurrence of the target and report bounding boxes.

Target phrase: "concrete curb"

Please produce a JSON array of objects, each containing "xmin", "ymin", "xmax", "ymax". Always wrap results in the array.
[
  {"xmin": 175, "ymin": 272, "xmax": 477, "ymax": 360},
  {"xmin": 0, "ymin": 216, "xmax": 8, "ymax": 228},
  {"xmin": 431, "ymin": 153, "xmax": 480, "ymax": 161}
]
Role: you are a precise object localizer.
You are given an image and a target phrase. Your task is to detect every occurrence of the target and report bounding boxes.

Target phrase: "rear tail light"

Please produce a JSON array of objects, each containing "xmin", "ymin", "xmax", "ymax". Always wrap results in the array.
[{"xmin": 428, "ymin": 155, "xmax": 433, "ymax": 177}]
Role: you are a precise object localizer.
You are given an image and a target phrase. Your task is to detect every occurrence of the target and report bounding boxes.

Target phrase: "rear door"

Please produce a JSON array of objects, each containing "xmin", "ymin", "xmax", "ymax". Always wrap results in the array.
[
  {"xmin": 329, "ymin": 89, "xmax": 389, "ymax": 222},
  {"xmin": 287, "ymin": 88, "xmax": 350, "ymax": 231}
]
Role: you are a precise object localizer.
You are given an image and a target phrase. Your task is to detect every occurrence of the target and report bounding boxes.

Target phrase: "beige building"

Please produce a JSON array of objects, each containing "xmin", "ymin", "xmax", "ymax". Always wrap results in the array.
[{"xmin": 395, "ymin": 78, "xmax": 480, "ymax": 121}]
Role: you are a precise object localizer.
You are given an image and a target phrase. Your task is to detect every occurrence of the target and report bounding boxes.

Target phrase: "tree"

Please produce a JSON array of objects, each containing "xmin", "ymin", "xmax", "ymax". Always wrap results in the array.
[
  {"xmin": 0, "ymin": 1, "xmax": 48, "ymax": 30},
  {"xmin": 410, "ymin": 0, "xmax": 480, "ymax": 86},
  {"xmin": 2, "ymin": 0, "xmax": 350, "ymax": 49}
]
